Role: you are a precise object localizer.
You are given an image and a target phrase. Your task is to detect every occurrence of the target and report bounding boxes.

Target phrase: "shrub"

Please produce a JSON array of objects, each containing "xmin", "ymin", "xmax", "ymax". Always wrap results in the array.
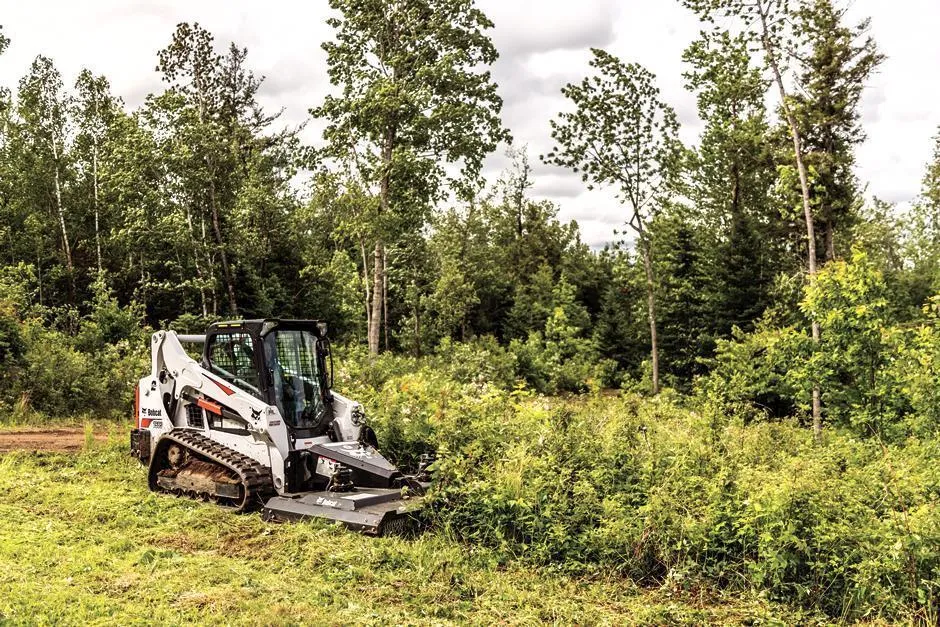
[
  {"xmin": 338, "ymin": 351, "xmax": 940, "ymax": 621},
  {"xmin": 0, "ymin": 281, "xmax": 149, "ymax": 421}
]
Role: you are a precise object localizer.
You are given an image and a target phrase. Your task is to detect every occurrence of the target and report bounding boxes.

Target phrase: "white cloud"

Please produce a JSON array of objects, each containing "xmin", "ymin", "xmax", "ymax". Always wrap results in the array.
[
  {"xmin": 0, "ymin": 0, "xmax": 936, "ymax": 249},
  {"xmin": 486, "ymin": 0, "xmax": 621, "ymax": 57}
]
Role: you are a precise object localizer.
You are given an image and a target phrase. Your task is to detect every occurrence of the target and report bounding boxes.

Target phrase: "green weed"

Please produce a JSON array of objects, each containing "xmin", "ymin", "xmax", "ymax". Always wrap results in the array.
[{"xmin": 0, "ymin": 442, "xmax": 803, "ymax": 625}]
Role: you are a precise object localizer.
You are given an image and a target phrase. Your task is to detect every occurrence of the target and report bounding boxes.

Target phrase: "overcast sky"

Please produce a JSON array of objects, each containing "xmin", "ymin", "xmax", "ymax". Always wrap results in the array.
[{"xmin": 1, "ymin": 0, "xmax": 937, "ymax": 246}]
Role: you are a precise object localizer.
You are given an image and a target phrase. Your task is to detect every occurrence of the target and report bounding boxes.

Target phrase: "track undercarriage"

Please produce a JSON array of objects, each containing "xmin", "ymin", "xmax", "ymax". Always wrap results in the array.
[{"xmin": 148, "ymin": 431, "xmax": 272, "ymax": 512}]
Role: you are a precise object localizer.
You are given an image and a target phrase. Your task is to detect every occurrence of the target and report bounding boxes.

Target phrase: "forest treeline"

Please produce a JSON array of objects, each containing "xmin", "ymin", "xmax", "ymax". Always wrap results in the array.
[{"xmin": 0, "ymin": 0, "xmax": 939, "ymax": 429}]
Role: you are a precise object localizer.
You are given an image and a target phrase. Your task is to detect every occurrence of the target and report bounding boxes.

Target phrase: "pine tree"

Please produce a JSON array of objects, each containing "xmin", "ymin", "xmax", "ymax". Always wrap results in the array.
[
  {"xmin": 683, "ymin": 31, "xmax": 782, "ymax": 336},
  {"xmin": 791, "ymin": 0, "xmax": 884, "ymax": 261}
]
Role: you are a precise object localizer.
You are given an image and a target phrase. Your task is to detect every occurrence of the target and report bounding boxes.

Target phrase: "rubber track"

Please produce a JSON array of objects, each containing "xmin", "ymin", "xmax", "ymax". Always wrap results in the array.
[{"xmin": 154, "ymin": 430, "xmax": 273, "ymax": 512}]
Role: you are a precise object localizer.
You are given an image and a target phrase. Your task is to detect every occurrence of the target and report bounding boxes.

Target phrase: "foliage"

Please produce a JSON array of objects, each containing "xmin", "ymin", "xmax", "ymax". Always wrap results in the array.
[
  {"xmin": 700, "ymin": 248, "xmax": 940, "ymax": 441},
  {"xmin": 510, "ymin": 277, "xmax": 617, "ymax": 394},
  {"xmin": 4, "ymin": 4, "xmax": 940, "ymax": 622},
  {"xmin": 312, "ymin": 0, "xmax": 510, "ymax": 354},
  {"xmin": 0, "ymin": 441, "xmax": 812, "ymax": 625},
  {"xmin": 329, "ymin": 352, "xmax": 940, "ymax": 621},
  {"xmin": 787, "ymin": 0, "xmax": 884, "ymax": 260},
  {"xmin": 545, "ymin": 49, "xmax": 681, "ymax": 392},
  {"xmin": 0, "ymin": 278, "xmax": 148, "ymax": 422}
]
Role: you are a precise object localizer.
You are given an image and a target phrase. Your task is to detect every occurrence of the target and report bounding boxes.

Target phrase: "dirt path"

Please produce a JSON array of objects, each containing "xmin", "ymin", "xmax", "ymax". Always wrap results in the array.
[{"xmin": 0, "ymin": 428, "xmax": 110, "ymax": 453}]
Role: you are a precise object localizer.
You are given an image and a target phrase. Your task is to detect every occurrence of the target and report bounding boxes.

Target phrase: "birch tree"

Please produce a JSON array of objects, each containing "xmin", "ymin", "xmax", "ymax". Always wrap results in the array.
[
  {"xmin": 17, "ymin": 56, "xmax": 75, "ymax": 300},
  {"xmin": 682, "ymin": 0, "xmax": 824, "ymax": 438},
  {"xmin": 544, "ymin": 50, "xmax": 680, "ymax": 394},
  {"xmin": 73, "ymin": 70, "xmax": 120, "ymax": 277},
  {"xmin": 312, "ymin": 0, "xmax": 509, "ymax": 355}
]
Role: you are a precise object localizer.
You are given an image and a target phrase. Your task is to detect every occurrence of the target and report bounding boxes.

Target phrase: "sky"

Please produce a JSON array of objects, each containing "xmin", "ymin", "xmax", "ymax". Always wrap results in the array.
[{"xmin": 0, "ymin": 0, "xmax": 937, "ymax": 247}]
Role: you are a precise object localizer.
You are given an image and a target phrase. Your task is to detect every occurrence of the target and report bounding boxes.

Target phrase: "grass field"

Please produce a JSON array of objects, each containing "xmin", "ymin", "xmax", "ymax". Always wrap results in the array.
[{"xmin": 0, "ymin": 433, "xmax": 822, "ymax": 625}]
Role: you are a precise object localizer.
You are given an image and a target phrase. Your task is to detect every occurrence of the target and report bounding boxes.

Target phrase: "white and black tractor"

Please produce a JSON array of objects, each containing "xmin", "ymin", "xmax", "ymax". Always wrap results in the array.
[{"xmin": 130, "ymin": 319, "xmax": 430, "ymax": 535}]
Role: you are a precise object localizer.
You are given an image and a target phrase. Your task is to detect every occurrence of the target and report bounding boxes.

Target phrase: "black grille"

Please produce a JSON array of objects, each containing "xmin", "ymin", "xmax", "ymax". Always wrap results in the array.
[{"xmin": 186, "ymin": 404, "xmax": 205, "ymax": 429}]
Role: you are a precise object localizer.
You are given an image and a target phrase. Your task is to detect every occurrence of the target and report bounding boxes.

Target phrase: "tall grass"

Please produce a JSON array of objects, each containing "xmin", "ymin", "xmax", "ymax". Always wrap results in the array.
[{"xmin": 0, "ymin": 441, "xmax": 802, "ymax": 625}]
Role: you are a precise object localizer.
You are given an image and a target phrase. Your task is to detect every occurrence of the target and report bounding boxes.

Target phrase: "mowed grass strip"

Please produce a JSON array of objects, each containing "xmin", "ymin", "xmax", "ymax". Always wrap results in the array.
[{"xmin": 0, "ymin": 439, "xmax": 805, "ymax": 626}]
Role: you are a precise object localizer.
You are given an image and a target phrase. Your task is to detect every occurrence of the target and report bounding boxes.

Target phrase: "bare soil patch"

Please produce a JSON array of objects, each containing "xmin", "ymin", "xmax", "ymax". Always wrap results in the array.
[{"xmin": 0, "ymin": 428, "xmax": 109, "ymax": 453}]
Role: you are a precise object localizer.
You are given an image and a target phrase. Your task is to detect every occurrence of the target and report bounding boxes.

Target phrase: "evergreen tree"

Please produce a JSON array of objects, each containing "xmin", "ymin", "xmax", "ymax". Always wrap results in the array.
[
  {"xmin": 683, "ymin": 31, "xmax": 783, "ymax": 336},
  {"xmin": 790, "ymin": 0, "xmax": 884, "ymax": 261}
]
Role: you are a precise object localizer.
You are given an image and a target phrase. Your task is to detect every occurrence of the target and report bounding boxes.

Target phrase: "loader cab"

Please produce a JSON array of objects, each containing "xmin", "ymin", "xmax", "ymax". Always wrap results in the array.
[{"xmin": 203, "ymin": 319, "xmax": 334, "ymax": 438}]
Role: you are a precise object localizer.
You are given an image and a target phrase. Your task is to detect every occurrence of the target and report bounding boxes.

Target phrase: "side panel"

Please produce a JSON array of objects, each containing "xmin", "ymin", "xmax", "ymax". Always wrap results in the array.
[
  {"xmin": 137, "ymin": 375, "xmax": 170, "ymax": 458},
  {"xmin": 149, "ymin": 330, "xmax": 292, "ymax": 492}
]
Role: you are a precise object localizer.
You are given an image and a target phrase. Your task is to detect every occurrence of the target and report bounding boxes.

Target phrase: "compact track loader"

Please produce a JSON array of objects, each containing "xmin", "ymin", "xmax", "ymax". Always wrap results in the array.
[{"xmin": 130, "ymin": 319, "xmax": 429, "ymax": 535}]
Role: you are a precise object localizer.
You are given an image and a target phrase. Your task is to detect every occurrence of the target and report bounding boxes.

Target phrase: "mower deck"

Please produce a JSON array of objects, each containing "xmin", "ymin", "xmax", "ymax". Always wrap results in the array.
[{"xmin": 262, "ymin": 489, "xmax": 424, "ymax": 535}]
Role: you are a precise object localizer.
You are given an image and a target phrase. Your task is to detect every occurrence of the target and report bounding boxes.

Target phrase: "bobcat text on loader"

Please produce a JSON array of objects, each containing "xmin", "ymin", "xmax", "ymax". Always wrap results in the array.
[{"xmin": 129, "ymin": 319, "xmax": 431, "ymax": 536}]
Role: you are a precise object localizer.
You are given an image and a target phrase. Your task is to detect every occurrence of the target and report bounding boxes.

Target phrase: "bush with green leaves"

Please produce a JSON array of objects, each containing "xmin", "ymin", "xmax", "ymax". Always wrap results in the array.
[
  {"xmin": 339, "ymin": 349, "xmax": 940, "ymax": 621},
  {"xmin": 700, "ymin": 249, "xmax": 928, "ymax": 439},
  {"xmin": 0, "ymin": 280, "xmax": 149, "ymax": 422},
  {"xmin": 510, "ymin": 278, "xmax": 618, "ymax": 394}
]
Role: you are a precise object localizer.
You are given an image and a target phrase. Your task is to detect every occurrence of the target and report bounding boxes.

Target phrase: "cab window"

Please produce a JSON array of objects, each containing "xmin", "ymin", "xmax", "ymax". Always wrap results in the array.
[
  {"xmin": 206, "ymin": 332, "xmax": 262, "ymax": 399},
  {"xmin": 263, "ymin": 330, "xmax": 328, "ymax": 431}
]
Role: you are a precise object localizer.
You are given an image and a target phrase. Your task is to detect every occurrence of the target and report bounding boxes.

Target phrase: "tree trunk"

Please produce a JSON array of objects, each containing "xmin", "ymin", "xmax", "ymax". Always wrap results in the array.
[
  {"xmin": 50, "ymin": 138, "xmax": 75, "ymax": 299},
  {"xmin": 185, "ymin": 205, "xmax": 209, "ymax": 318},
  {"xmin": 93, "ymin": 139, "xmax": 102, "ymax": 275},
  {"xmin": 196, "ymin": 89, "xmax": 237, "ymax": 316},
  {"xmin": 139, "ymin": 251, "xmax": 147, "ymax": 311},
  {"xmin": 383, "ymin": 247, "xmax": 389, "ymax": 351},
  {"xmin": 414, "ymin": 297, "xmax": 422, "ymax": 357},
  {"xmin": 369, "ymin": 122, "xmax": 395, "ymax": 356},
  {"xmin": 368, "ymin": 240, "xmax": 384, "ymax": 355},
  {"xmin": 825, "ymin": 221, "xmax": 836, "ymax": 262},
  {"xmin": 36, "ymin": 254, "xmax": 43, "ymax": 307},
  {"xmin": 759, "ymin": 4, "xmax": 822, "ymax": 441},
  {"xmin": 208, "ymin": 178, "xmax": 238, "ymax": 316},
  {"xmin": 639, "ymin": 235, "xmax": 660, "ymax": 395},
  {"xmin": 360, "ymin": 238, "xmax": 372, "ymax": 334},
  {"xmin": 92, "ymin": 95, "xmax": 102, "ymax": 276}
]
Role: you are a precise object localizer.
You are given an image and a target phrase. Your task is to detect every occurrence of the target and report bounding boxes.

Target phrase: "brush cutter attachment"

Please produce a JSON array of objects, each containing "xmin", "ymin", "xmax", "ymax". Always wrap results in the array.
[
  {"xmin": 262, "ymin": 489, "xmax": 423, "ymax": 535},
  {"xmin": 263, "ymin": 440, "xmax": 428, "ymax": 535}
]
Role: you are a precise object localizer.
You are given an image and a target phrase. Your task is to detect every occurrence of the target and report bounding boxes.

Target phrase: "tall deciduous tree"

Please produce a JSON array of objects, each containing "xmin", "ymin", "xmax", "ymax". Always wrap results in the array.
[
  {"xmin": 157, "ymin": 23, "xmax": 239, "ymax": 315},
  {"xmin": 0, "ymin": 27, "xmax": 13, "ymax": 264},
  {"xmin": 16, "ymin": 56, "xmax": 76, "ymax": 300},
  {"xmin": 313, "ymin": 0, "xmax": 509, "ymax": 355},
  {"xmin": 791, "ymin": 0, "xmax": 883, "ymax": 261},
  {"xmin": 73, "ymin": 70, "xmax": 121, "ymax": 276},
  {"xmin": 683, "ymin": 0, "xmax": 823, "ymax": 439},
  {"xmin": 544, "ymin": 49, "xmax": 680, "ymax": 394}
]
